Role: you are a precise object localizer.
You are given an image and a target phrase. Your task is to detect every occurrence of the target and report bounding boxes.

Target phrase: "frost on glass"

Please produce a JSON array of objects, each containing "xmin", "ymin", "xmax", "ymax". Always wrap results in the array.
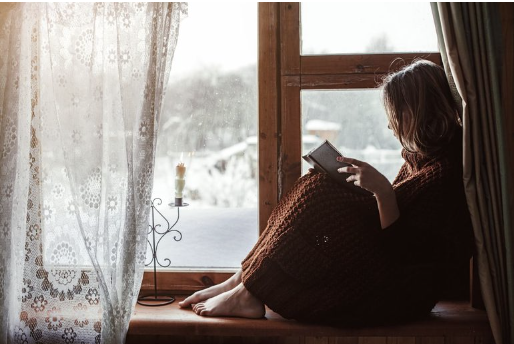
[
  {"xmin": 301, "ymin": 90, "xmax": 404, "ymax": 182},
  {"xmin": 152, "ymin": 3, "xmax": 258, "ymax": 269},
  {"xmin": 301, "ymin": 2, "xmax": 439, "ymax": 55}
]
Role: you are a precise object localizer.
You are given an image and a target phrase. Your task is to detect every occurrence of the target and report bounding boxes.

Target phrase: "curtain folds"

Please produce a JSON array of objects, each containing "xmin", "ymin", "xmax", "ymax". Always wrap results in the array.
[
  {"xmin": 0, "ymin": 3, "xmax": 186, "ymax": 344},
  {"xmin": 431, "ymin": 3, "xmax": 513, "ymax": 344}
]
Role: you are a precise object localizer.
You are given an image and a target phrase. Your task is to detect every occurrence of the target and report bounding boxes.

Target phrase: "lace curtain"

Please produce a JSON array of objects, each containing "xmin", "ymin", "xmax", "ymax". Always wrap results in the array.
[{"xmin": 0, "ymin": 3, "xmax": 186, "ymax": 343}]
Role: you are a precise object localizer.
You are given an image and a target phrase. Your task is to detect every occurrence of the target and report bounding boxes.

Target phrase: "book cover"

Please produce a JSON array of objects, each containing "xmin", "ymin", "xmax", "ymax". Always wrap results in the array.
[{"xmin": 302, "ymin": 140, "xmax": 371, "ymax": 195}]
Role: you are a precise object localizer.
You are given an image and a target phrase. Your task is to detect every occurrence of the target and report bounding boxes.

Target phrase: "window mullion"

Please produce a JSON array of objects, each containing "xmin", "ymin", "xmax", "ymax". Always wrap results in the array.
[
  {"xmin": 301, "ymin": 53, "xmax": 442, "ymax": 75},
  {"xmin": 258, "ymin": 3, "xmax": 281, "ymax": 234},
  {"xmin": 278, "ymin": 3, "xmax": 302, "ymax": 198}
]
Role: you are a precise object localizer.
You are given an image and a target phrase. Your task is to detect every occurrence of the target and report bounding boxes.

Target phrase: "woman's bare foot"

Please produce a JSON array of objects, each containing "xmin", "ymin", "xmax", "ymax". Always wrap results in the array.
[
  {"xmin": 192, "ymin": 283, "xmax": 265, "ymax": 319},
  {"xmin": 179, "ymin": 270, "xmax": 242, "ymax": 308}
]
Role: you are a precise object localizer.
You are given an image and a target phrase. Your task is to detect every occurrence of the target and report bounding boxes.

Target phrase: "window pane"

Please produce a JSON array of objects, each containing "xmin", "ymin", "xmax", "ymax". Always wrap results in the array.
[
  {"xmin": 302, "ymin": 90, "xmax": 403, "ymax": 182},
  {"xmin": 301, "ymin": 2, "xmax": 438, "ymax": 55},
  {"xmin": 152, "ymin": 3, "xmax": 258, "ymax": 269}
]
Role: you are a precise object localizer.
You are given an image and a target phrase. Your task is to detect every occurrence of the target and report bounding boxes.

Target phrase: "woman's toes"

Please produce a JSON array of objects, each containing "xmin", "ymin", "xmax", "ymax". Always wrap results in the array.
[
  {"xmin": 179, "ymin": 295, "xmax": 194, "ymax": 308},
  {"xmin": 180, "ymin": 292, "xmax": 203, "ymax": 308},
  {"xmin": 193, "ymin": 303, "xmax": 204, "ymax": 314}
]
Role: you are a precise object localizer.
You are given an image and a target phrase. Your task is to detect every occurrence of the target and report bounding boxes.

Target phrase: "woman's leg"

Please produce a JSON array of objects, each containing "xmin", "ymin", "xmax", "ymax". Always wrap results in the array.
[
  {"xmin": 179, "ymin": 270, "xmax": 242, "ymax": 308},
  {"xmin": 182, "ymin": 173, "xmax": 327, "ymax": 316},
  {"xmin": 192, "ymin": 282, "xmax": 265, "ymax": 318}
]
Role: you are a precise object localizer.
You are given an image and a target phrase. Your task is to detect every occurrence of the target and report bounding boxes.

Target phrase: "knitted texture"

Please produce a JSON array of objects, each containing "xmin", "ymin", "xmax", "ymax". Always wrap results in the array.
[{"xmin": 241, "ymin": 132, "xmax": 473, "ymax": 323}]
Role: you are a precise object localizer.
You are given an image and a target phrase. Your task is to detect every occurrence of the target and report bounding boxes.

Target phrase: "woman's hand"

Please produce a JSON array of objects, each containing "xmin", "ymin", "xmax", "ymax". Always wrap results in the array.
[
  {"xmin": 336, "ymin": 156, "xmax": 399, "ymax": 228},
  {"xmin": 336, "ymin": 156, "xmax": 391, "ymax": 197}
]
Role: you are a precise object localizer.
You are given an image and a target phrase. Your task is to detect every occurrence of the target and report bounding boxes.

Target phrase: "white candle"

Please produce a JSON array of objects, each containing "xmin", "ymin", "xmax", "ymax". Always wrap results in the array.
[
  {"xmin": 175, "ymin": 162, "xmax": 186, "ymax": 202},
  {"xmin": 176, "ymin": 162, "xmax": 186, "ymax": 179}
]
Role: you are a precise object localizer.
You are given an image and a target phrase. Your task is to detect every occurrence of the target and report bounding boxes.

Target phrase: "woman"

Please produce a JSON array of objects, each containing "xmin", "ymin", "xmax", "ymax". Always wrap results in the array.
[{"xmin": 179, "ymin": 60, "xmax": 474, "ymax": 324}]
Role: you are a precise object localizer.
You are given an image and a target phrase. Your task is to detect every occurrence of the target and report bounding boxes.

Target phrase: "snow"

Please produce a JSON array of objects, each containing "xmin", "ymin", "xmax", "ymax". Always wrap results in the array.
[
  {"xmin": 146, "ymin": 207, "xmax": 258, "ymax": 269},
  {"xmin": 305, "ymin": 119, "xmax": 342, "ymax": 131}
]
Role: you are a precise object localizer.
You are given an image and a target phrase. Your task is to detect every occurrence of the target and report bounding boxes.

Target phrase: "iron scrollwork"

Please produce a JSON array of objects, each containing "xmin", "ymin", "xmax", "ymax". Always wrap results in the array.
[{"xmin": 137, "ymin": 197, "xmax": 188, "ymax": 307}]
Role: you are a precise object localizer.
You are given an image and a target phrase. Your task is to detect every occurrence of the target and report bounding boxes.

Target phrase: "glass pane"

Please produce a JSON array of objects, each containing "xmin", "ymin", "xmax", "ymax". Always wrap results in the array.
[
  {"xmin": 301, "ymin": 2, "xmax": 438, "ymax": 55},
  {"xmin": 152, "ymin": 3, "xmax": 258, "ymax": 269},
  {"xmin": 302, "ymin": 90, "xmax": 404, "ymax": 182}
]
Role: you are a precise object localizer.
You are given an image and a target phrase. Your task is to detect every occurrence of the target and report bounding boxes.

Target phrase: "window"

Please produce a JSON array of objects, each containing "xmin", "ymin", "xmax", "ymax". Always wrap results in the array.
[
  {"xmin": 152, "ymin": 3, "xmax": 258, "ymax": 270},
  {"xmin": 144, "ymin": 3, "xmax": 442, "ymax": 293},
  {"xmin": 259, "ymin": 3, "xmax": 441, "ymax": 211},
  {"xmin": 298, "ymin": 2, "xmax": 438, "ymax": 184},
  {"xmin": 301, "ymin": 90, "xmax": 402, "ymax": 182},
  {"xmin": 301, "ymin": 2, "xmax": 438, "ymax": 54}
]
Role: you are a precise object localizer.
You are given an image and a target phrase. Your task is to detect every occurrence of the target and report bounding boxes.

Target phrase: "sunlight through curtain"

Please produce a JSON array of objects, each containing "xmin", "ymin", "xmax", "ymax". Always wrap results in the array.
[{"xmin": 0, "ymin": 3, "xmax": 186, "ymax": 343}]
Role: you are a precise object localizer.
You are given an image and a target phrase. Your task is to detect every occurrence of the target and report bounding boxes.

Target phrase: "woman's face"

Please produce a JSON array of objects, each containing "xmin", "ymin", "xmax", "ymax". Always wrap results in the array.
[
  {"xmin": 388, "ymin": 110, "xmax": 410, "ymax": 138},
  {"xmin": 388, "ymin": 110, "xmax": 414, "ymax": 151}
]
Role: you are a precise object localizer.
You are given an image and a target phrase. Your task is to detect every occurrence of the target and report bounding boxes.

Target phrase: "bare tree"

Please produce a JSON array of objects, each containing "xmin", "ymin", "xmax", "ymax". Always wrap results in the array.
[{"xmin": 159, "ymin": 65, "xmax": 257, "ymax": 155}]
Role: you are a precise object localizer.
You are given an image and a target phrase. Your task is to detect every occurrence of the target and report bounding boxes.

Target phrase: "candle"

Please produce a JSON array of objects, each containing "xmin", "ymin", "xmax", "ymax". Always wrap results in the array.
[
  {"xmin": 176, "ymin": 162, "xmax": 186, "ymax": 179},
  {"xmin": 175, "ymin": 162, "xmax": 186, "ymax": 205}
]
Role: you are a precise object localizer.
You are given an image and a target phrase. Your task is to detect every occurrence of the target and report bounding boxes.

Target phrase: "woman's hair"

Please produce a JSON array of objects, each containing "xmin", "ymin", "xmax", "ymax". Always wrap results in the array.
[{"xmin": 381, "ymin": 59, "xmax": 461, "ymax": 155}]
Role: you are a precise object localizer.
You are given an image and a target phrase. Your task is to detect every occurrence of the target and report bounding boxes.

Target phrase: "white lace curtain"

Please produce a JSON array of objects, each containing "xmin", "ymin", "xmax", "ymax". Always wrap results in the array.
[{"xmin": 0, "ymin": 3, "xmax": 186, "ymax": 343}]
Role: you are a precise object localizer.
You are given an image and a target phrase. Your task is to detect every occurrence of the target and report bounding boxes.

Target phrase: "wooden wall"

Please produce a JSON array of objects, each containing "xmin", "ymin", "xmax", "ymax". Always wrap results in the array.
[{"xmin": 127, "ymin": 335, "xmax": 494, "ymax": 344}]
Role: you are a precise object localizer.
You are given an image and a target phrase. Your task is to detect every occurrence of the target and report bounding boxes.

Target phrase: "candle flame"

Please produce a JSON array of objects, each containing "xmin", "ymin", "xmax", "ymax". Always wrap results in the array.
[
  {"xmin": 180, "ymin": 152, "xmax": 184, "ymax": 162},
  {"xmin": 187, "ymin": 151, "xmax": 194, "ymax": 168}
]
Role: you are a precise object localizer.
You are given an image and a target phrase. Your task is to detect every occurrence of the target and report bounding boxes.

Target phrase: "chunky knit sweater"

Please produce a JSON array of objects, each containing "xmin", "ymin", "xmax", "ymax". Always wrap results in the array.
[{"xmin": 241, "ymin": 132, "xmax": 473, "ymax": 324}]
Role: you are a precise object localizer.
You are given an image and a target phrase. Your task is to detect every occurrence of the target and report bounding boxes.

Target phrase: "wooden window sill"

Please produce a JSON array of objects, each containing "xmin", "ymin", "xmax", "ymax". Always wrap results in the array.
[{"xmin": 127, "ymin": 297, "xmax": 493, "ymax": 343}]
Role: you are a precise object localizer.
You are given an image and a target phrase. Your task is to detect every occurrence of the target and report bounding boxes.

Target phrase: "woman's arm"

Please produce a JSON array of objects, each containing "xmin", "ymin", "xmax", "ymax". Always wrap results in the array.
[
  {"xmin": 374, "ymin": 185, "xmax": 400, "ymax": 229},
  {"xmin": 337, "ymin": 156, "xmax": 399, "ymax": 229}
]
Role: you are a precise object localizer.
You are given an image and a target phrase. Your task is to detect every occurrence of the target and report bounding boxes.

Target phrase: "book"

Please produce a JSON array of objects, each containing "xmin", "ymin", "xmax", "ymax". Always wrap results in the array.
[{"xmin": 302, "ymin": 140, "xmax": 371, "ymax": 195}]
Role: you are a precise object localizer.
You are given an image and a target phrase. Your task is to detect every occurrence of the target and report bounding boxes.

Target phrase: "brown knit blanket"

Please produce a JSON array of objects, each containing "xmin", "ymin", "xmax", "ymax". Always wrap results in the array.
[{"xmin": 242, "ymin": 134, "xmax": 473, "ymax": 324}]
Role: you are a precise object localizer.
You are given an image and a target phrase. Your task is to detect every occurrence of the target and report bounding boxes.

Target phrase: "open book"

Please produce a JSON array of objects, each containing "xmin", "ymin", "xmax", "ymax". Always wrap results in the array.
[{"xmin": 302, "ymin": 140, "xmax": 371, "ymax": 195}]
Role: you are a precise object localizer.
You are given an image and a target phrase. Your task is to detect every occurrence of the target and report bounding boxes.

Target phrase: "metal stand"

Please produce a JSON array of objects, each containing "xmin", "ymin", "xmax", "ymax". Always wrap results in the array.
[{"xmin": 137, "ymin": 198, "xmax": 188, "ymax": 307}]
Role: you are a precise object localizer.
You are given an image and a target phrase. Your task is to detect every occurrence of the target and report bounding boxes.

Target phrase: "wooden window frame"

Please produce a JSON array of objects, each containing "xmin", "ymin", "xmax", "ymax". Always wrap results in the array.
[
  {"xmin": 271, "ymin": 3, "xmax": 442, "ymax": 200},
  {"xmin": 141, "ymin": 2, "xmax": 445, "ymax": 297}
]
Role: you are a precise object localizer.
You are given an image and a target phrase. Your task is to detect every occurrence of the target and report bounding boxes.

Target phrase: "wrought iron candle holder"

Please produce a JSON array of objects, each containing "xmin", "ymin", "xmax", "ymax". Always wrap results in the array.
[{"xmin": 137, "ymin": 197, "xmax": 188, "ymax": 307}]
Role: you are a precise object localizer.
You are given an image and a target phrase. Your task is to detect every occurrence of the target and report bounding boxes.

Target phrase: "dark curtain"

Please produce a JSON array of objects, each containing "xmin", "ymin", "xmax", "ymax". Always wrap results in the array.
[{"xmin": 431, "ymin": 3, "xmax": 514, "ymax": 344}]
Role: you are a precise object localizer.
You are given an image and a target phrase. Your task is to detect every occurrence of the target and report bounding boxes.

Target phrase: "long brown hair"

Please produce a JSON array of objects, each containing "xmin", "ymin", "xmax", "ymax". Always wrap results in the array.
[{"xmin": 382, "ymin": 59, "xmax": 460, "ymax": 155}]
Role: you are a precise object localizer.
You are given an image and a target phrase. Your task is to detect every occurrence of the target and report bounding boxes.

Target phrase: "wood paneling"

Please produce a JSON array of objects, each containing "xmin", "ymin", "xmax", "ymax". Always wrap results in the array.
[
  {"xmin": 280, "ymin": 75, "xmax": 301, "ymax": 197},
  {"xmin": 445, "ymin": 337, "xmax": 474, "ymax": 344},
  {"xmin": 128, "ymin": 299, "xmax": 492, "ymax": 339},
  {"xmin": 301, "ymin": 74, "xmax": 384, "ymax": 90},
  {"xmin": 386, "ymin": 338, "xmax": 416, "ymax": 344},
  {"xmin": 415, "ymin": 338, "xmax": 444, "ymax": 344},
  {"xmin": 280, "ymin": 3, "xmax": 300, "ymax": 76},
  {"xmin": 333, "ymin": 339, "xmax": 359, "ymax": 344},
  {"xmin": 358, "ymin": 338, "xmax": 387, "ymax": 344},
  {"xmin": 140, "ymin": 270, "xmax": 233, "ymax": 294},
  {"xmin": 301, "ymin": 54, "xmax": 442, "ymax": 75},
  {"xmin": 474, "ymin": 336, "xmax": 496, "ymax": 344},
  {"xmin": 126, "ymin": 337, "xmax": 493, "ymax": 344},
  {"xmin": 278, "ymin": 3, "xmax": 301, "ymax": 198},
  {"xmin": 258, "ymin": 3, "xmax": 281, "ymax": 234},
  {"xmin": 305, "ymin": 337, "xmax": 330, "ymax": 344}
]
